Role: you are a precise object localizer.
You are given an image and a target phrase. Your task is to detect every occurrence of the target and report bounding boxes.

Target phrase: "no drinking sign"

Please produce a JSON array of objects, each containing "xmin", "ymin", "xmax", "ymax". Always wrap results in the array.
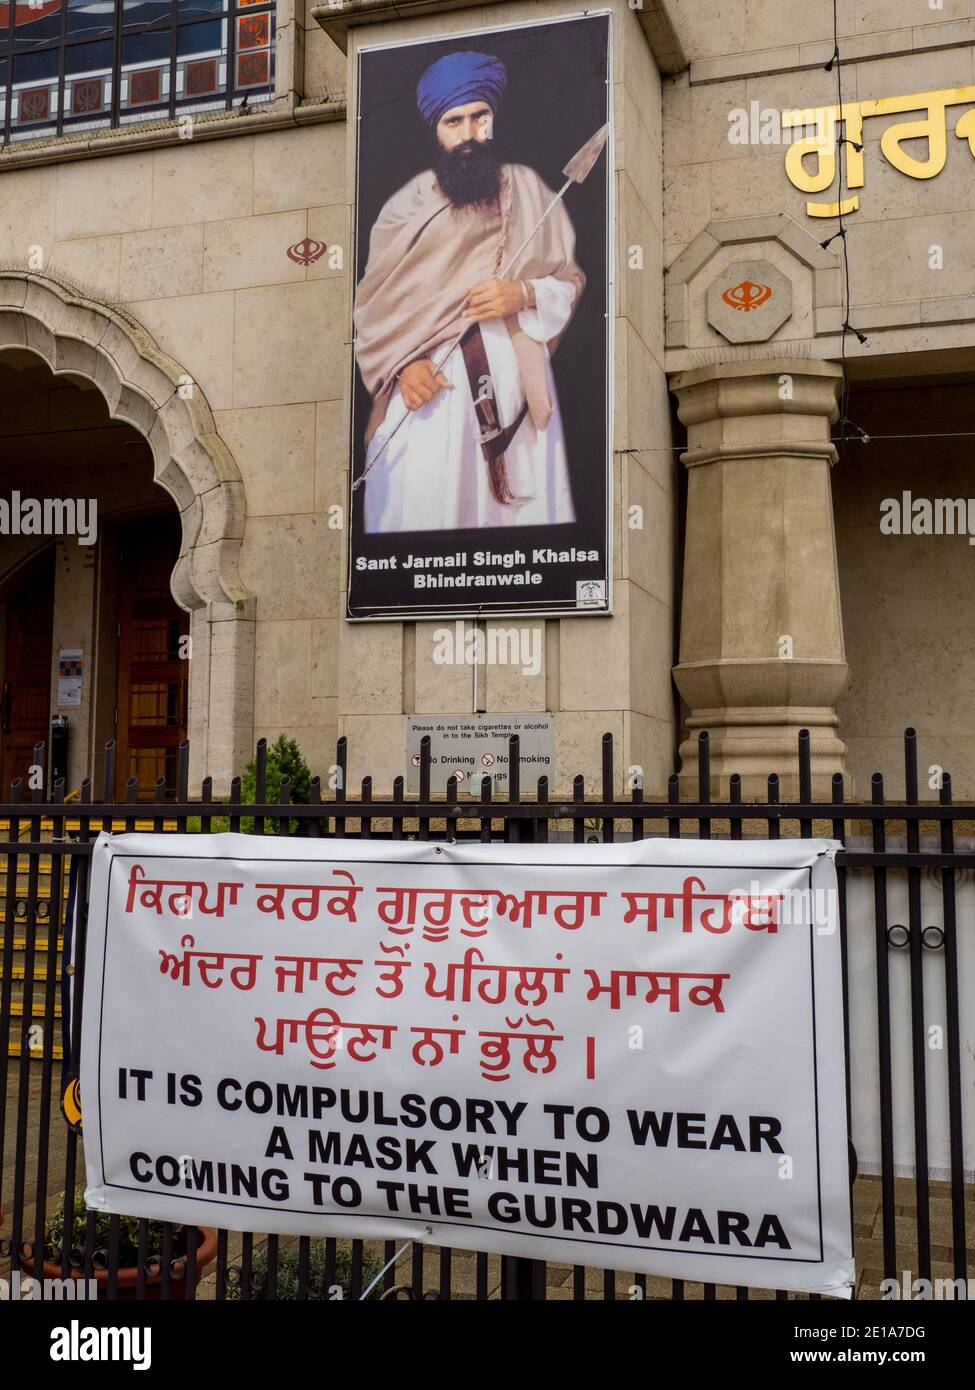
[{"xmin": 407, "ymin": 715, "xmax": 555, "ymax": 794}]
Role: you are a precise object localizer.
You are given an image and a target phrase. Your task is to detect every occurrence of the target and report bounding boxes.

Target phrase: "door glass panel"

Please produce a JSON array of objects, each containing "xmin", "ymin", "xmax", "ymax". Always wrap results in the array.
[
  {"xmin": 129, "ymin": 681, "xmax": 181, "ymax": 726},
  {"xmin": 116, "ymin": 515, "xmax": 188, "ymax": 799}
]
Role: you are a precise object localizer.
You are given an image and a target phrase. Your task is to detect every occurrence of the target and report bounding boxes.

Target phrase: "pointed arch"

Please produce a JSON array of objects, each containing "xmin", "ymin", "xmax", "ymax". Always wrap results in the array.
[{"xmin": 0, "ymin": 270, "xmax": 255, "ymax": 789}]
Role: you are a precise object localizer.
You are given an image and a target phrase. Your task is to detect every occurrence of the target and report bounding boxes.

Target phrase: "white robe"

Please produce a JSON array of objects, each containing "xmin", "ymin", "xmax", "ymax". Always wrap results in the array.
[{"xmin": 363, "ymin": 276, "xmax": 576, "ymax": 533}]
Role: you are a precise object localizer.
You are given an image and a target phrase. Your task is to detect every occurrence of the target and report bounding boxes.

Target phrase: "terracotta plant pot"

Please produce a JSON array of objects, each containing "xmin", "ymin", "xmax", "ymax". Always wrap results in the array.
[{"xmin": 21, "ymin": 1226, "xmax": 218, "ymax": 1301}]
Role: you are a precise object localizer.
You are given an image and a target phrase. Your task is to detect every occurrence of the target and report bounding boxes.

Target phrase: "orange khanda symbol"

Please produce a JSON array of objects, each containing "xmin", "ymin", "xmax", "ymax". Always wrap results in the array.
[{"xmin": 722, "ymin": 279, "xmax": 773, "ymax": 312}]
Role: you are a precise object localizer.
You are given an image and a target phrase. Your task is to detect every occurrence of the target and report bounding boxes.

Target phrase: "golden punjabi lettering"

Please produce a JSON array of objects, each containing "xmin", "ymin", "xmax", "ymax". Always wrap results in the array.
[
  {"xmin": 783, "ymin": 102, "xmax": 865, "ymax": 216},
  {"xmin": 783, "ymin": 85, "xmax": 975, "ymax": 217}
]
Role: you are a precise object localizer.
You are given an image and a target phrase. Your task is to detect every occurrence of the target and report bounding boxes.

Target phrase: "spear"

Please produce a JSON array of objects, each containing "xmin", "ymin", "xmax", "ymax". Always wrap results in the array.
[{"xmin": 351, "ymin": 121, "xmax": 610, "ymax": 492}]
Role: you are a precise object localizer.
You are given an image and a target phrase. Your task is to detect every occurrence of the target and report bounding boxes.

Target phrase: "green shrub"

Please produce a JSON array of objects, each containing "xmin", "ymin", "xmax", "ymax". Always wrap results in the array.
[
  {"xmin": 186, "ymin": 734, "xmax": 313, "ymax": 835},
  {"xmin": 239, "ymin": 734, "xmax": 311, "ymax": 833}
]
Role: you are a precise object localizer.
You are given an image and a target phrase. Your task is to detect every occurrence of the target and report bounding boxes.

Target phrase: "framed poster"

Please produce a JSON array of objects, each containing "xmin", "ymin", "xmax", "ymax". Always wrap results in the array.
[{"xmin": 347, "ymin": 12, "xmax": 613, "ymax": 621}]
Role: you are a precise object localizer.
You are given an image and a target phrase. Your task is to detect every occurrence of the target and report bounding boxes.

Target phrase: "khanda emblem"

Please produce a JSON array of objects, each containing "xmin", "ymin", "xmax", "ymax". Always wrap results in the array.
[
  {"xmin": 722, "ymin": 279, "xmax": 773, "ymax": 312},
  {"xmin": 287, "ymin": 238, "xmax": 328, "ymax": 267}
]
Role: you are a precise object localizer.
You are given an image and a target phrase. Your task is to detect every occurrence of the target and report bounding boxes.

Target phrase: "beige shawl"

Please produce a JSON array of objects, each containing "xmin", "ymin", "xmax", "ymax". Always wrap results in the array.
[{"xmin": 353, "ymin": 162, "xmax": 585, "ymax": 443}]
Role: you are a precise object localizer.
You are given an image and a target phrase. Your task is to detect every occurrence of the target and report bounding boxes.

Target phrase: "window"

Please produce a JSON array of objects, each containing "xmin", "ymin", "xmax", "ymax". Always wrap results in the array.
[{"xmin": 0, "ymin": 0, "xmax": 275, "ymax": 144}]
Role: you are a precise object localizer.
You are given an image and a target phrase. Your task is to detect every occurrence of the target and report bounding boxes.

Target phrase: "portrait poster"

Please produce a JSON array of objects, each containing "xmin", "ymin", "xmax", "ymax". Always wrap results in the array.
[{"xmin": 347, "ymin": 13, "xmax": 612, "ymax": 620}]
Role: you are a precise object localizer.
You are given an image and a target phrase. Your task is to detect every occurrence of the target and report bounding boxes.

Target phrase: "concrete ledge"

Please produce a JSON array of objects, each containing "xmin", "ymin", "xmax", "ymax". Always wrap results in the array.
[
  {"xmin": 817, "ymin": 297, "xmax": 975, "ymax": 335},
  {"xmin": 689, "ymin": 18, "xmax": 975, "ymax": 86},
  {"xmin": 312, "ymin": 0, "xmax": 689, "ymax": 73},
  {"xmin": 0, "ymin": 99, "xmax": 345, "ymax": 175},
  {"xmin": 313, "ymin": 0, "xmax": 476, "ymax": 53}
]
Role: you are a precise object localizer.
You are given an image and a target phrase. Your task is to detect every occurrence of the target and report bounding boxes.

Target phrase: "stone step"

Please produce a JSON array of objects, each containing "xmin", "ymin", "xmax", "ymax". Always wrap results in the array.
[
  {"xmin": 0, "ymin": 818, "xmax": 179, "ymax": 836},
  {"xmin": 0, "ymin": 964, "xmax": 52, "ymax": 983},
  {"xmin": 0, "ymin": 937, "xmax": 64, "ymax": 953},
  {"xmin": 6, "ymin": 1039, "xmax": 63, "ymax": 1061},
  {"xmin": 1, "ymin": 815, "xmax": 172, "ymax": 1062},
  {"xmin": 0, "ymin": 873, "xmax": 63, "ymax": 892},
  {"xmin": 9, "ymin": 999, "xmax": 63, "ymax": 1019}
]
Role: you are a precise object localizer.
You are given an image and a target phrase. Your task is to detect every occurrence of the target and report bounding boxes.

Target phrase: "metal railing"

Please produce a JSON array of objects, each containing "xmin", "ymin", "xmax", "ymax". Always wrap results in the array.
[{"xmin": 0, "ymin": 726, "xmax": 970, "ymax": 1300}]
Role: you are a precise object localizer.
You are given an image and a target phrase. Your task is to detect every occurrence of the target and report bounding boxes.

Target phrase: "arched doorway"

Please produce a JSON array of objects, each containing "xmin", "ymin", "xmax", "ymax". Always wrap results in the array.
[
  {"xmin": 0, "ymin": 351, "xmax": 192, "ymax": 797},
  {"xmin": 0, "ymin": 270, "xmax": 256, "ymax": 794}
]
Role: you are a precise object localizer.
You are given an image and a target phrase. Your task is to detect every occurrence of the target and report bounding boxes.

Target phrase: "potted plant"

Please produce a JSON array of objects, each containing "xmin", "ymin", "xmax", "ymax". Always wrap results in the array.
[{"xmin": 21, "ymin": 1192, "xmax": 217, "ymax": 1301}]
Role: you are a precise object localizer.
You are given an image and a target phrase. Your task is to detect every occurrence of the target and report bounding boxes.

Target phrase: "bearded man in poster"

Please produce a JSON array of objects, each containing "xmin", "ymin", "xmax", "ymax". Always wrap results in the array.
[{"xmin": 353, "ymin": 50, "xmax": 586, "ymax": 534}]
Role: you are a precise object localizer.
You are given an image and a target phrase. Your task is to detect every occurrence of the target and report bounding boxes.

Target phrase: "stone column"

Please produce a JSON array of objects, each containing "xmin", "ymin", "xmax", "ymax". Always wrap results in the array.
[{"xmin": 671, "ymin": 359, "xmax": 848, "ymax": 798}]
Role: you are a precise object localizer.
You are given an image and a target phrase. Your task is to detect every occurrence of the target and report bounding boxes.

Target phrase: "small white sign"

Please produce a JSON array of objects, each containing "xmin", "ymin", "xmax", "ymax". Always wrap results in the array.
[
  {"xmin": 407, "ymin": 714, "xmax": 555, "ymax": 794},
  {"xmin": 576, "ymin": 579, "xmax": 606, "ymax": 607},
  {"xmin": 57, "ymin": 648, "xmax": 83, "ymax": 707}
]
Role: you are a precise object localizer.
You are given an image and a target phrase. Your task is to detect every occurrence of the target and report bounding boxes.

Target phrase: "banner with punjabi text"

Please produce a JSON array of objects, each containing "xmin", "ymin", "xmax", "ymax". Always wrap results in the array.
[{"xmin": 80, "ymin": 834, "xmax": 853, "ymax": 1295}]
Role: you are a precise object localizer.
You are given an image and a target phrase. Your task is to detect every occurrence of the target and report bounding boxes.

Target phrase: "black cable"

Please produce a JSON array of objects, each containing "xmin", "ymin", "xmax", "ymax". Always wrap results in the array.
[
  {"xmin": 832, "ymin": 0, "xmax": 850, "ymax": 452},
  {"xmin": 829, "ymin": 0, "xmax": 867, "ymax": 453},
  {"xmin": 619, "ymin": 427, "xmax": 975, "ymax": 457}
]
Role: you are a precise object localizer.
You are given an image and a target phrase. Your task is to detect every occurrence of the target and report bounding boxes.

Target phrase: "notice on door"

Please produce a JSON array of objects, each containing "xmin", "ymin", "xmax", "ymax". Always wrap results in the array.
[{"xmin": 57, "ymin": 648, "xmax": 83, "ymax": 707}]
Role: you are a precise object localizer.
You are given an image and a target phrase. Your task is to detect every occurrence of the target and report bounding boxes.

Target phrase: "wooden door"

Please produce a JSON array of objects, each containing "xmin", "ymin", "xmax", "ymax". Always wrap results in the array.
[
  {"xmin": 1, "ymin": 563, "xmax": 55, "ymax": 793},
  {"xmin": 115, "ymin": 517, "xmax": 190, "ymax": 799}
]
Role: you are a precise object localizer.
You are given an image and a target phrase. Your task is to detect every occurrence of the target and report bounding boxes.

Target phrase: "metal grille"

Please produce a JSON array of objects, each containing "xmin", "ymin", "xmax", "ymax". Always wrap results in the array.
[
  {"xmin": 1, "ymin": 0, "xmax": 275, "ymax": 147},
  {"xmin": 0, "ymin": 726, "xmax": 970, "ymax": 1300}
]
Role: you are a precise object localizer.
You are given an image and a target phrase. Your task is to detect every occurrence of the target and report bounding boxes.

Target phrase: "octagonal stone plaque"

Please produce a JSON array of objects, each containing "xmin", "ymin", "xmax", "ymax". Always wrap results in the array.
[{"xmin": 706, "ymin": 259, "xmax": 793, "ymax": 343}]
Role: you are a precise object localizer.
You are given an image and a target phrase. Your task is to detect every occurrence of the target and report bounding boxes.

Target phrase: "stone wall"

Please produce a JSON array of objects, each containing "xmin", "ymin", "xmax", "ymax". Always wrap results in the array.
[
  {"xmin": 0, "ymin": 118, "xmax": 348, "ymax": 784},
  {"xmin": 0, "ymin": 1, "xmax": 678, "ymax": 797},
  {"xmin": 834, "ymin": 380, "xmax": 975, "ymax": 797},
  {"xmin": 660, "ymin": 1, "xmax": 975, "ymax": 796},
  {"xmin": 663, "ymin": 5, "xmax": 975, "ymax": 361},
  {"xmin": 0, "ymin": 365, "xmax": 158, "ymax": 790},
  {"xmin": 337, "ymin": 0, "xmax": 677, "ymax": 797}
]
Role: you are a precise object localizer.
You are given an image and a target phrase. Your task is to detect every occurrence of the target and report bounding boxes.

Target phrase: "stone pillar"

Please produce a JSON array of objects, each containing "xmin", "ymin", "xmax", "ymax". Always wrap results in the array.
[{"xmin": 671, "ymin": 359, "xmax": 848, "ymax": 798}]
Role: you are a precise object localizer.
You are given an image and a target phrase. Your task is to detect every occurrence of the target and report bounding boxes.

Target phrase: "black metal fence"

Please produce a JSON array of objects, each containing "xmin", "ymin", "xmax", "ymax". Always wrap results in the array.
[{"xmin": 0, "ymin": 726, "xmax": 970, "ymax": 1300}]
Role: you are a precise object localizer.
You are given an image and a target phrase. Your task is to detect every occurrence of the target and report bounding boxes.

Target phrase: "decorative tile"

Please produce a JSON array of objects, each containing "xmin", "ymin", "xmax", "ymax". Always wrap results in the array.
[
  {"xmin": 185, "ymin": 58, "xmax": 217, "ymax": 96},
  {"xmin": 18, "ymin": 86, "xmax": 50, "ymax": 122},
  {"xmin": 706, "ymin": 258, "xmax": 793, "ymax": 344},
  {"xmin": 71, "ymin": 76, "xmax": 103, "ymax": 115},
  {"xmin": 129, "ymin": 68, "xmax": 162, "ymax": 106},
  {"xmin": 238, "ymin": 13, "xmax": 269, "ymax": 49},
  {"xmin": 236, "ymin": 50, "xmax": 268, "ymax": 88}
]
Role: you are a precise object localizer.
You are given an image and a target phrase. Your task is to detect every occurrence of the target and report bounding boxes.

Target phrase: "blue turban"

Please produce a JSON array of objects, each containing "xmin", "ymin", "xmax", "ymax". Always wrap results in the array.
[{"xmin": 416, "ymin": 51, "xmax": 507, "ymax": 128}]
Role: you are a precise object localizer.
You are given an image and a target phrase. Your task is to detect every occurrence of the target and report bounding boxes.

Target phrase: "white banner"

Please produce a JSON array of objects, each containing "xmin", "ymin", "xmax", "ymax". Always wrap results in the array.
[{"xmin": 80, "ymin": 833, "xmax": 853, "ymax": 1296}]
